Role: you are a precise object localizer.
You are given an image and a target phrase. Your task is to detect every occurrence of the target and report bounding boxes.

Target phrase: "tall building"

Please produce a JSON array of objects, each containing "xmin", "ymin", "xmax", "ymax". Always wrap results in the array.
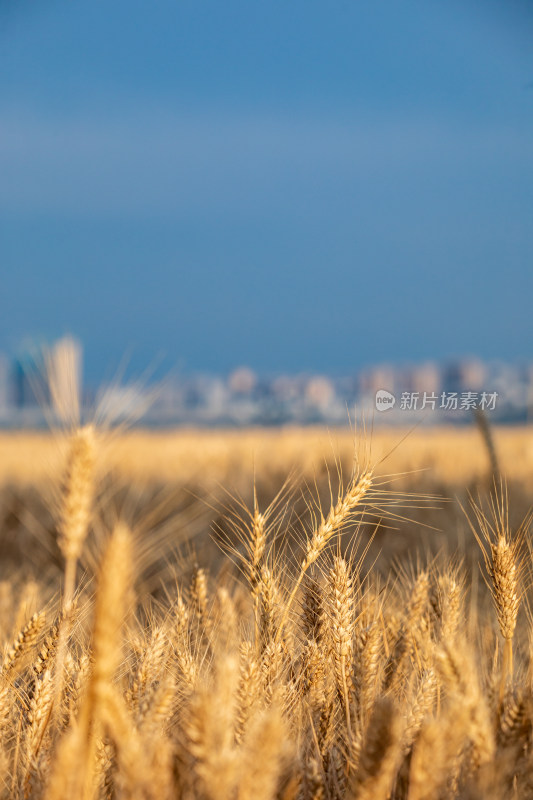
[
  {"xmin": 305, "ymin": 376, "xmax": 335, "ymax": 411},
  {"xmin": 409, "ymin": 362, "xmax": 441, "ymax": 395},
  {"xmin": 358, "ymin": 364, "xmax": 398, "ymax": 396},
  {"xmin": 228, "ymin": 367, "xmax": 257, "ymax": 395},
  {"xmin": 0, "ymin": 353, "xmax": 9, "ymax": 412},
  {"xmin": 11, "ymin": 343, "xmax": 47, "ymax": 409}
]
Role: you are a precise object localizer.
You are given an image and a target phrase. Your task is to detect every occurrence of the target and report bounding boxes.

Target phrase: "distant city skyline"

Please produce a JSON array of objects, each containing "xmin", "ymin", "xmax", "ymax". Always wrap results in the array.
[
  {"xmin": 1, "ymin": 1, "xmax": 532, "ymax": 381},
  {"xmin": 1, "ymin": 335, "xmax": 532, "ymax": 426},
  {"xmin": 2, "ymin": 331, "xmax": 533, "ymax": 387}
]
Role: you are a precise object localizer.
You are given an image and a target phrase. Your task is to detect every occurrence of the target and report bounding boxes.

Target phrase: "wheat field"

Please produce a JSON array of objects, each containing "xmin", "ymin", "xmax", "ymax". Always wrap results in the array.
[{"xmin": 0, "ymin": 424, "xmax": 532, "ymax": 799}]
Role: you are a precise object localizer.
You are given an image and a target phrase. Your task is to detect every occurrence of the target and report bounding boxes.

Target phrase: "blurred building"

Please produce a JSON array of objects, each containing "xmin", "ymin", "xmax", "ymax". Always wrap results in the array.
[
  {"xmin": 358, "ymin": 364, "xmax": 398, "ymax": 396},
  {"xmin": 271, "ymin": 374, "xmax": 302, "ymax": 402},
  {"xmin": 11, "ymin": 343, "xmax": 47, "ymax": 409},
  {"xmin": 228, "ymin": 367, "xmax": 257, "ymax": 395},
  {"xmin": 95, "ymin": 384, "xmax": 149, "ymax": 423},
  {"xmin": 443, "ymin": 359, "xmax": 486, "ymax": 393},
  {"xmin": 0, "ymin": 354, "xmax": 9, "ymax": 413},
  {"xmin": 409, "ymin": 361, "xmax": 441, "ymax": 395},
  {"xmin": 305, "ymin": 376, "xmax": 336, "ymax": 411}
]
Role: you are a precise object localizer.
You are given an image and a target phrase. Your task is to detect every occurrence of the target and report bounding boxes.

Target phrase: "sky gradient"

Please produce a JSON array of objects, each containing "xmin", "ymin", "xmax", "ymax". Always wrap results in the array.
[{"xmin": 1, "ymin": 0, "xmax": 532, "ymax": 383}]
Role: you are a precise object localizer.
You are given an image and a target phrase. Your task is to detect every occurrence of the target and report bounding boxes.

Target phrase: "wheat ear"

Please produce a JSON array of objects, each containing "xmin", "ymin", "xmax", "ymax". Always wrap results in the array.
[
  {"xmin": 237, "ymin": 704, "xmax": 286, "ymax": 800},
  {"xmin": 2, "ymin": 612, "xmax": 46, "ymax": 679},
  {"xmin": 276, "ymin": 470, "xmax": 373, "ymax": 642},
  {"xmin": 467, "ymin": 489, "xmax": 525, "ymax": 701},
  {"xmin": 73, "ymin": 523, "xmax": 133, "ymax": 799},
  {"xmin": 347, "ymin": 697, "xmax": 403, "ymax": 800},
  {"xmin": 326, "ymin": 556, "xmax": 355, "ymax": 726},
  {"xmin": 89, "ymin": 523, "xmax": 133, "ymax": 708},
  {"xmin": 185, "ymin": 655, "xmax": 239, "ymax": 800},
  {"xmin": 58, "ymin": 425, "xmax": 95, "ymax": 610},
  {"xmin": 248, "ymin": 496, "xmax": 266, "ymax": 638}
]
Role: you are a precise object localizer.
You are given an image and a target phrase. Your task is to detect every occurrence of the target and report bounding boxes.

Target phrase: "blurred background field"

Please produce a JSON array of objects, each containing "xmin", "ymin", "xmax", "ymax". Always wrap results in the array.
[
  {"xmin": 1, "ymin": 425, "xmax": 532, "ymax": 587},
  {"xmin": 4, "ymin": 426, "xmax": 533, "ymax": 486}
]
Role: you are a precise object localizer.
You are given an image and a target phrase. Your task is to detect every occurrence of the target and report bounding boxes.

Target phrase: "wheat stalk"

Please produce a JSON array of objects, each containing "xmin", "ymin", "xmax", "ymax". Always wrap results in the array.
[
  {"xmin": 466, "ymin": 487, "xmax": 528, "ymax": 700},
  {"xmin": 58, "ymin": 425, "xmax": 95, "ymax": 607},
  {"xmin": 276, "ymin": 470, "xmax": 373, "ymax": 642}
]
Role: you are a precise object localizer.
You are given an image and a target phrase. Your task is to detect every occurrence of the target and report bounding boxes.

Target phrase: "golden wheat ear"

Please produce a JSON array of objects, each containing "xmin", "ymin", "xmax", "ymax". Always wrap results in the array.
[
  {"xmin": 347, "ymin": 696, "xmax": 403, "ymax": 800},
  {"xmin": 52, "ymin": 423, "xmax": 96, "ymax": 730},
  {"xmin": 58, "ymin": 425, "xmax": 96, "ymax": 609},
  {"xmin": 90, "ymin": 522, "xmax": 134, "ymax": 705},
  {"xmin": 275, "ymin": 468, "xmax": 374, "ymax": 642},
  {"xmin": 464, "ymin": 483, "xmax": 530, "ymax": 700},
  {"xmin": 183, "ymin": 654, "xmax": 240, "ymax": 800},
  {"xmin": 50, "ymin": 523, "xmax": 135, "ymax": 799},
  {"xmin": 325, "ymin": 555, "xmax": 355, "ymax": 725},
  {"xmin": 0, "ymin": 611, "xmax": 46, "ymax": 687}
]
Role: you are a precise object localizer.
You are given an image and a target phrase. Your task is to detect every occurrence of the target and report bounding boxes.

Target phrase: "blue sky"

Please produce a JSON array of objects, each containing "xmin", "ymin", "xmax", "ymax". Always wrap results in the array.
[{"xmin": 1, "ymin": 0, "xmax": 532, "ymax": 382}]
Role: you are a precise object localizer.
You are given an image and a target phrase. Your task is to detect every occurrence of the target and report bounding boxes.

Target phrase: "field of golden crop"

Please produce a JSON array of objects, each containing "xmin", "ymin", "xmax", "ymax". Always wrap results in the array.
[{"xmin": 0, "ymin": 424, "xmax": 532, "ymax": 799}]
